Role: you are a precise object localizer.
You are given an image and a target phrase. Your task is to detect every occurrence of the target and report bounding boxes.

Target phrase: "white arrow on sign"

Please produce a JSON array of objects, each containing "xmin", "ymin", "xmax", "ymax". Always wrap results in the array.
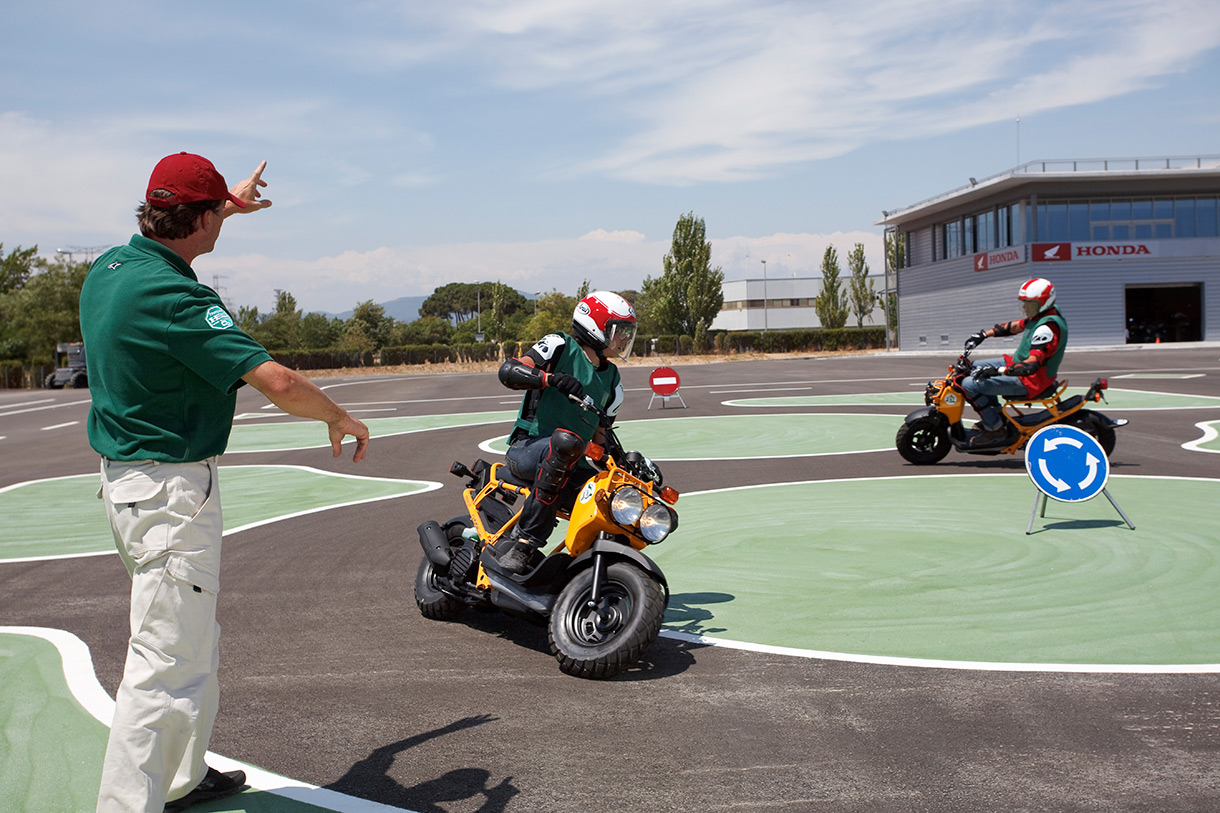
[
  {"xmin": 1038, "ymin": 458, "xmax": 1071, "ymax": 492},
  {"xmin": 1044, "ymin": 436, "xmax": 1083, "ymax": 452},
  {"xmin": 1078, "ymin": 452, "xmax": 1100, "ymax": 490}
]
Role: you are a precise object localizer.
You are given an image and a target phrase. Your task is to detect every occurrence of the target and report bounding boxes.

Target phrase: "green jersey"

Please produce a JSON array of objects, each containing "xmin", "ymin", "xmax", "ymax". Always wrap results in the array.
[{"xmin": 80, "ymin": 235, "xmax": 273, "ymax": 462}]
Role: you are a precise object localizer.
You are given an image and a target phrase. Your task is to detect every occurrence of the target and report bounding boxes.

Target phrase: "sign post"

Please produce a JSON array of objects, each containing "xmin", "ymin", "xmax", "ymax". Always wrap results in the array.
[
  {"xmin": 1024, "ymin": 424, "xmax": 1133, "ymax": 534},
  {"xmin": 648, "ymin": 367, "xmax": 686, "ymax": 410}
]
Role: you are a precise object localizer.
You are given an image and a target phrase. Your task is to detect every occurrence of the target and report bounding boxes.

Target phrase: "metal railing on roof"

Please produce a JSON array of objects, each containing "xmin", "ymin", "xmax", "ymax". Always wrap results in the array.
[{"xmin": 883, "ymin": 154, "xmax": 1220, "ymax": 221}]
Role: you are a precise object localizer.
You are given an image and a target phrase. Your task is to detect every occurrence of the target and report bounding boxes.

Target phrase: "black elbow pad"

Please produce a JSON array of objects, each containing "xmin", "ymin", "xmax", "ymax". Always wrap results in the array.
[{"xmin": 499, "ymin": 359, "xmax": 545, "ymax": 390}]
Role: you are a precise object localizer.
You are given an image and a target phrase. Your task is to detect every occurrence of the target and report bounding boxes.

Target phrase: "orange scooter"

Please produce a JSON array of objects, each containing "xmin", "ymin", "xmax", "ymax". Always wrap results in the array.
[{"xmin": 896, "ymin": 346, "xmax": 1125, "ymax": 465}]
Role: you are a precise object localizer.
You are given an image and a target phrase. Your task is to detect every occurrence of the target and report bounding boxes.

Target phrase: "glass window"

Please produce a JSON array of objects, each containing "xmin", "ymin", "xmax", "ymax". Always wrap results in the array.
[
  {"xmin": 1010, "ymin": 204, "xmax": 1023, "ymax": 244},
  {"xmin": 1112, "ymin": 224, "xmax": 1130, "ymax": 239},
  {"xmin": 1153, "ymin": 199, "xmax": 1173, "ymax": 219},
  {"xmin": 976, "ymin": 210, "xmax": 995, "ymax": 250},
  {"xmin": 1110, "ymin": 200, "xmax": 1131, "ymax": 220},
  {"xmin": 944, "ymin": 221, "xmax": 962, "ymax": 259},
  {"xmin": 1135, "ymin": 223, "xmax": 1152, "ymax": 239},
  {"xmin": 998, "ymin": 206, "xmax": 1010, "ymax": 247},
  {"xmin": 1045, "ymin": 202, "xmax": 1069, "ymax": 240},
  {"xmin": 1069, "ymin": 202, "xmax": 1090, "ymax": 240},
  {"xmin": 1175, "ymin": 199, "xmax": 1197, "ymax": 238},
  {"xmin": 964, "ymin": 216, "xmax": 975, "ymax": 255},
  {"xmin": 1198, "ymin": 198, "xmax": 1217, "ymax": 237},
  {"xmin": 1132, "ymin": 199, "xmax": 1153, "ymax": 219},
  {"xmin": 1092, "ymin": 225, "xmax": 1110, "ymax": 240},
  {"xmin": 1090, "ymin": 200, "xmax": 1109, "ymax": 221},
  {"xmin": 1154, "ymin": 223, "xmax": 1172, "ymax": 239}
]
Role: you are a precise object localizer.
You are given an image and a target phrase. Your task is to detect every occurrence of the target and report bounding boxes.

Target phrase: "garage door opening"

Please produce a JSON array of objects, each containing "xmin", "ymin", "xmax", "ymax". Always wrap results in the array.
[{"xmin": 1125, "ymin": 283, "xmax": 1202, "ymax": 343}]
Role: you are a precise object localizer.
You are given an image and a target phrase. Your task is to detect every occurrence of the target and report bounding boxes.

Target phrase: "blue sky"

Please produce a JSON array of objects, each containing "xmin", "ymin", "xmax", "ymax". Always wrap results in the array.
[{"xmin": 4, "ymin": 0, "xmax": 1220, "ymax": 315}]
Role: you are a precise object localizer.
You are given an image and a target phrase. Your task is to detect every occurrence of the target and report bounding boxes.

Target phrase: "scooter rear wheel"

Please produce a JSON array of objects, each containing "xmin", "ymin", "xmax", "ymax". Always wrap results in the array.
[
  {"xmin": 896, "ymin": 417, "xmax": 951, "ymax": 465},
  {"xmin": 549, "ymin": 562, "xmax": 666, "ymax": 680},
  {"xmin": 414, "ymin": 557, "xmax": 466, "ymax": 620}
]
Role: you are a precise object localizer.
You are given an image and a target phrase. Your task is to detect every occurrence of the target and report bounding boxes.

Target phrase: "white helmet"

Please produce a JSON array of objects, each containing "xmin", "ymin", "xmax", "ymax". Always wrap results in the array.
[
  {"xmin": 572, "ymin": 291, "xmax": 637, "ymax": 360},
  {"xmin": 1018, "ymin": 278, "xmax": 1056, "ymax": 318}
]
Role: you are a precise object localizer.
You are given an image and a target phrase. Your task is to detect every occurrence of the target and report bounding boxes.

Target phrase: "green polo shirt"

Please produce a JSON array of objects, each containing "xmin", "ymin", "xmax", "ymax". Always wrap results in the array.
[{"xmin": 80, "ymin": 235, "xmax": 273, "ymax": 462}]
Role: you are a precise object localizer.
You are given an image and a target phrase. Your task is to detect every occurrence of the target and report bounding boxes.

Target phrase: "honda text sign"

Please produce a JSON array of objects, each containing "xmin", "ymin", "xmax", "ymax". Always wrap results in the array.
[
  {"xmin": 1032, "ymin": 242, "xmax": 1157, "ymax": 262},
  {"xmin": 973, "ymin": 245, "xmax": 1025, "ymax": 272}
]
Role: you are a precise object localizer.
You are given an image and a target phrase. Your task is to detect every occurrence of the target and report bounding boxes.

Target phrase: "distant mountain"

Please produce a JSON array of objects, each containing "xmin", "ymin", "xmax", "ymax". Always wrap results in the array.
[
  {"xmin": 317, "ymin": 290, "xmax": 538, "ymax": 323},
  {"xmin": 318, "ymin": 295, "xmax": 429, "ymax": 323}
]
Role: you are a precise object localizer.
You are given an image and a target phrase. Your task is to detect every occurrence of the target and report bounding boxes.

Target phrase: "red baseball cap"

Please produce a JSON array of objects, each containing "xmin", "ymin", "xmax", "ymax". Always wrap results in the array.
[{"xmin": 146, "ymin": 152, "xmax": 246, "ymax": 209}]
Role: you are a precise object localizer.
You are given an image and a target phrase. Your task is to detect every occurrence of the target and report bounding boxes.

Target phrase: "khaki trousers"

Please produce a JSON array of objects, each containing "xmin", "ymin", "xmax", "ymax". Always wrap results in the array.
[{"xmin": 95, "ymin": 458, "xmax": 224, "ymax": 813}]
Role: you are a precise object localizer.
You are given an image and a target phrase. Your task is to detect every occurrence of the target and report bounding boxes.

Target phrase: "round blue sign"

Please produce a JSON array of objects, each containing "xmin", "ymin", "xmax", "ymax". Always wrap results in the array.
[{"xmin": 1024, "ymin": 424, "xmax": 1110, "ymax": 503}]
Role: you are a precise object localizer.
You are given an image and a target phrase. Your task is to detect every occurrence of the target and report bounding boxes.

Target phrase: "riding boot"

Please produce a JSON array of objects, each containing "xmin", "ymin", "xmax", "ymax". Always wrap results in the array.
[{"xmin": 499, "ymin": 539, "xmax": 539, "ymax": 575}]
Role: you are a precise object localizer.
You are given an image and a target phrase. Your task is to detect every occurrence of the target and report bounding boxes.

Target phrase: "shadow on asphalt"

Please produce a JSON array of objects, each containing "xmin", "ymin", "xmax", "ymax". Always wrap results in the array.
[{"xmin": 326, "ymin": 714, "xmax": 517, "ymax": 812}]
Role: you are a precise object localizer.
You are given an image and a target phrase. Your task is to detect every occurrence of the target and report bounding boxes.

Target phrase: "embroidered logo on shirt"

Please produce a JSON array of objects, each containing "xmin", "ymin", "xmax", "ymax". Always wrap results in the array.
[{"xmin": 205, "ymin": 305, "xmax": 234, "ymax": 330}]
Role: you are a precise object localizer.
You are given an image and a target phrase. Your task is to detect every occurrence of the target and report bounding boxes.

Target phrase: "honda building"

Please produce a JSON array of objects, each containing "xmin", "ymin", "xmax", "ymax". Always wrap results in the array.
[{"xmin": 877, "ymin": 155, "xmax": 1220, "ymax": 350}]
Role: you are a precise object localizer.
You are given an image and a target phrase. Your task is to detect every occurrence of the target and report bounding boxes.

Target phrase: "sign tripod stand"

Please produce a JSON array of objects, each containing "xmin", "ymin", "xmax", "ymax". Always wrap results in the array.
[{"xmin": 1023, "ymin": 424, "xmax": 1134, "ymax": 535}]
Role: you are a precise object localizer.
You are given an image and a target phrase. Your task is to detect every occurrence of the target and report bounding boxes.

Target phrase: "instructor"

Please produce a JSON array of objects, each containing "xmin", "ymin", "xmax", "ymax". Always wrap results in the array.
[{"xmin": 82, "ymin": 152, "xmax": 370, "ymax": 812}]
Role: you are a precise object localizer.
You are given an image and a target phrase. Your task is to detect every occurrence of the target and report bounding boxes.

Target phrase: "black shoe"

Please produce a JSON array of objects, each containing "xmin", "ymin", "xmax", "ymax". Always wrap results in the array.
[
  {"xmin": 499, "ymin": 541, "xmax": 536, "ymax": 575},
  {"xmin": 165, "ymin": 767, "xmax": 247, "ymax": 812},
  {"xmin": 970, "ymin": 425, "xmax": 1010, "ymax": 447}
]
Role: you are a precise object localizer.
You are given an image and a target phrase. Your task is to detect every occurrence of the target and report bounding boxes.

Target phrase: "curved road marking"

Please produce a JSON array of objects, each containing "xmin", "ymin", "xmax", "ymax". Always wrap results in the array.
[{"xmin": 0, "ymin": 626, "xmax": 409, "ymax": 812}]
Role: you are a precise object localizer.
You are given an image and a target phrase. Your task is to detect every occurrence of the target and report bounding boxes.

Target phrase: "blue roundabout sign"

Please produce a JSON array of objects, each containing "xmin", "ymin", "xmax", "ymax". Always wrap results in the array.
[{"xmin": 1025, "ymin": 424, "xmax": 1109, "ymax": 503}]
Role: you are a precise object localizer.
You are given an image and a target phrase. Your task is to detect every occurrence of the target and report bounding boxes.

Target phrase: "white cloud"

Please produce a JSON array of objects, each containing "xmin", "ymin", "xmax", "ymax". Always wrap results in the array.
[{"xmin": 196, "ymin": 228, "xmax": 884, "ymax": 315}]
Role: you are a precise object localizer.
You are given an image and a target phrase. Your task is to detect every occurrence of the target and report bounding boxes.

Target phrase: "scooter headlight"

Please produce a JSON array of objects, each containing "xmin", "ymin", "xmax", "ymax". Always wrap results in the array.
[
  {"xmin": 639, "ymin": 502, "xmax": 675, "ymax": 543},
  {"xmin": 610, "ymin": 488, "xmax": 644, "ymax": 525}
]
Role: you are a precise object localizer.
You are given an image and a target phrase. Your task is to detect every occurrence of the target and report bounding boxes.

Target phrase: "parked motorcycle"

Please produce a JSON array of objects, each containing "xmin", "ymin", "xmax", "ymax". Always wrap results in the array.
[
  {"xmin": 896, "ymin": 346, "xmax": 1126, "ymax": 465},
  {"xmin": 414, "ymin": 396, "xmax": 680, "ymax": 679}
]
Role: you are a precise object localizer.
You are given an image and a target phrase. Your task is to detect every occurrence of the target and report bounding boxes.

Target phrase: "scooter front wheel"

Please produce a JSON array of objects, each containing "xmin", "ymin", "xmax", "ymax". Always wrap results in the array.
[
  {"xmin": 896, "ymin": 416, "xmax": 951, "ymax": 464},
  {"xmin": 549, "ymin": 561, "xmax": 666, "ymax": 680}
]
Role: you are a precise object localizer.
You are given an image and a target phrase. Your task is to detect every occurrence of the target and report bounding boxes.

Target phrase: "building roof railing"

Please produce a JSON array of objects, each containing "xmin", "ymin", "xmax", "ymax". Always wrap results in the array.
[{"xmin": 880, "ymin": 154, "xmax": 1220, "ymax": 225}]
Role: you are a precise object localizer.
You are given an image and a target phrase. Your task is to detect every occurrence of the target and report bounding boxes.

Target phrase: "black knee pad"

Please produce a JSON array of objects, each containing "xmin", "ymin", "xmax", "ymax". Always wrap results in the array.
[{"xmin": 534, "ymin": 429, "xmax": 585, "ymax": 505}]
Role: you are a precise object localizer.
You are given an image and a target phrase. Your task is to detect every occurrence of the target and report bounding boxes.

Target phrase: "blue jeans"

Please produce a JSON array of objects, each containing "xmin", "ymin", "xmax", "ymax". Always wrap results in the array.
[
  {"xmin": 505, "ymin": 434, "xmax": 594, "ymax": 545},
  {"xmin": 960, "ymin": 357, "xmax": 1027, "ymax": 430}
]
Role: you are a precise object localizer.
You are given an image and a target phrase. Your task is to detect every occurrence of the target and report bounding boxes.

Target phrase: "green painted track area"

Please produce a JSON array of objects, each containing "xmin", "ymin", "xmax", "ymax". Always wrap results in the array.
[
  {"xmin": 0, "ymin": 630, "xmax": 349, "ymax": 812},
  {"xmin": 485, "ymin": 414, "xmax": 899, "ymax": 459},
  {"xmin": 227, "ymin": 412, "xmax": 515, "ymax": 453},
  {"xmin": 0, "ymin": 467, "xmax": 436, "ymax": 562},
  {"xmin": 655, "ymin": 475, "xmax": 1220, "ymax": 667},
  {"xmin": 724, "ymin": 388, "xmax": 1220, "ymax": 409},
  {"xmin": 0, "ymin": 633, "xmax": 108, "ymax": 812}
]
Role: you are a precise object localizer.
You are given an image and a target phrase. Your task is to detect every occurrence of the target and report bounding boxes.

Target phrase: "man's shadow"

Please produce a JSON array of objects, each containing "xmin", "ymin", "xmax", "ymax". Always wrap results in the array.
[{"xmin": 326, "ymin": 715, "xmax": 517, "ymax": 812}]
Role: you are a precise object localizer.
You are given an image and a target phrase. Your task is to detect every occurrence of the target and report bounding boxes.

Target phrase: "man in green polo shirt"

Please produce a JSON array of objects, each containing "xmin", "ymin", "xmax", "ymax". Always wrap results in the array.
[{"xmin": 82, "ymin": 152, "xmax": 370, "ymax": 813}]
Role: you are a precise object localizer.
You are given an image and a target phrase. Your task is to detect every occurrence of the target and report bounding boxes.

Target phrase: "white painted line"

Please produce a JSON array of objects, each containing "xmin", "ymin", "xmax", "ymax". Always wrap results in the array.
[
  {"xmin": 0, "ymin": 397, "xmax": 54, "ymax": 410},
  {"xmin": 41, "ymin": 421, "xmax": 80, "ymax": 431},
  {"xmin": 710, "ymin": 386, "xmax": 813, "ymax": 394},
  {"xmin": 1182, "ymin": 420, "xmax": 1220, "ymax": 454},
  {"xmin": 0, "ymin": 626, "xmax": 414, "ymax": 813},
  {"xmin": 0, "ymin": 399, "xmax": 91, "ymax": 417},
  {"xmin": 658, "ymin": 630, "xmax": 1220, "ymax": 674}
]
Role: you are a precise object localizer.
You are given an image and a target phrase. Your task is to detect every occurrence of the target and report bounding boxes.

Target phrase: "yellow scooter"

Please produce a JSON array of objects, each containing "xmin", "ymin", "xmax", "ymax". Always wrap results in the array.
[{"xmin": 414, "ymin": 397, "xmax": 680, "ymax": 679}]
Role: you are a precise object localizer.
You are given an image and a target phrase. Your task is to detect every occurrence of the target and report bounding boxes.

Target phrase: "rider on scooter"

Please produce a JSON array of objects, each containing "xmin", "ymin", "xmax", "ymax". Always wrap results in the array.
[
  {"xmin": 494, "ymin": 291, "xmax": 637, "ymax": 574},
  {"xmin": 961, "ymin": 278, "xmax": 1068, "ymax": 447}
]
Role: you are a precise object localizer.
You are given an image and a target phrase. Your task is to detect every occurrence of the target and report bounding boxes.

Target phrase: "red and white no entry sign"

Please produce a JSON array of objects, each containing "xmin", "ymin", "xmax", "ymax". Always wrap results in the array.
[{"xmin": 648, "ymin": 366, "xmax": 686, "ymax": 409}]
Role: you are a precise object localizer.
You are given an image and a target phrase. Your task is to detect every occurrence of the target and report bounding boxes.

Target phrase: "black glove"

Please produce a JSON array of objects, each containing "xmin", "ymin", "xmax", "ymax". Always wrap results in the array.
[
  {"xmin": 964, "ymin": 330, "xmax": 987, "ymax": 351},
  {"xmin": 548, "ymin": 372, "xmax": 584, "ymax": 399},
  {"xmin": 973, "ymin": 365, "xmax": 1000, "ymax": 380}
]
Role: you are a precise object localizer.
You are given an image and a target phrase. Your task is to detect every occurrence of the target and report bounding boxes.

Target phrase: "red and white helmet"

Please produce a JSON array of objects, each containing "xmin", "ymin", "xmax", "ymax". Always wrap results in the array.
[
  {"xmin": 572, "ymin": 291, "xmax": 637, "ymax": 360},
  {"xmin": 1018, "ymin": 278, "xmax": 1056, "ymax": 316}
]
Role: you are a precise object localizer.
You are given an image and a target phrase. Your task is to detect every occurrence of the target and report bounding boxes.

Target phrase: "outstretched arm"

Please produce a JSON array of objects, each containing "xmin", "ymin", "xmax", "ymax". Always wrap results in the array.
[{"xmin": 241, "ymin": 361, "xmax": 369, "ymax": 461}]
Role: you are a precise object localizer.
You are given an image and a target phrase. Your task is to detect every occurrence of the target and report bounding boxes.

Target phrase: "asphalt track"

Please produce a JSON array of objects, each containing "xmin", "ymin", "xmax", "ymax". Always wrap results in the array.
[{"xmin": 3, "ymin": 345, "xmax": 1220, "ymax": 812}]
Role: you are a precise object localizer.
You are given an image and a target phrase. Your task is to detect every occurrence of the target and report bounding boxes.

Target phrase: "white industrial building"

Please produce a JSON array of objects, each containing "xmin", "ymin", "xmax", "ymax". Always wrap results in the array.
[
  {"xmin": 877, "ymin": 155, "xmax": 1220, "ymax": 350},
  {"xmin": 710, "ymin": 275, "xmax": 885, "ymax": 332}
]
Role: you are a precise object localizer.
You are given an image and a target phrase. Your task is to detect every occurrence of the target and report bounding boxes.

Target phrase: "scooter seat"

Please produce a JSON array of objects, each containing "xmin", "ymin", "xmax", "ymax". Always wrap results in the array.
[{"xmin": 1004, "ymin": 381, "xmax": 1059, "ymax": 402}]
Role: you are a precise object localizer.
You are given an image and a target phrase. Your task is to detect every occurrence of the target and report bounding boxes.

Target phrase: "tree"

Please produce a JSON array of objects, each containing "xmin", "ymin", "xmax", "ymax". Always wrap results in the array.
[
  {"xmin": 642, "ymin": 212, "xmax": 724, "ymax": 336},
  {"xmin": 346, "ymin": 300, "xmax": 394, "ymax": 350},
  {"xmin": 883, "ymin": 231, "xmax": 905, "ymax": 337},
  {"xmin": 0, "ymin": 244, "xmax": 37, "ymax": 294},
  {"xmin": 259, "ymin": 290, "xmax": 302, "ymax": 350},
  {"xmin": 0, "ymin": 255, "xmax": 89, "ymax": 362},
  {"xmin": 814, "ymin": 245, "xmax": 849, "ymax": 329},
  {"xmin": 394, "ymin": 315, "xmax": 453, "ymax": 345},
  {"xmin": 523, "ymin": 290, "xmax": 578, "ymax": 340},
  {"xmin": 300, "ymin": 312, "xmax": 343, "ymax": 348},
  {"xmin": 847, "ymin": 243, "xmax": 876, "ymax": 328}
]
